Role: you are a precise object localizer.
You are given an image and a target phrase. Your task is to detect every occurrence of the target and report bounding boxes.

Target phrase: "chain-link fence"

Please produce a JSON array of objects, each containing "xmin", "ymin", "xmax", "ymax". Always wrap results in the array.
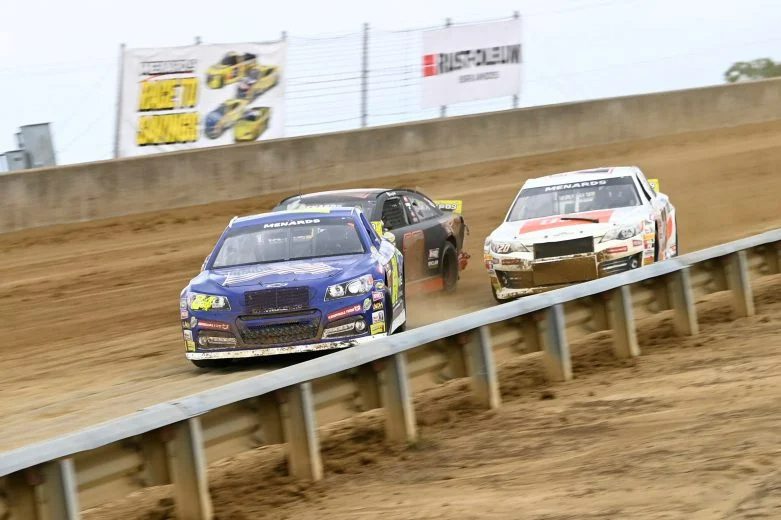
[{"xmin": 285, "ymin": 14, "xmax": 520, "ymax": 137}]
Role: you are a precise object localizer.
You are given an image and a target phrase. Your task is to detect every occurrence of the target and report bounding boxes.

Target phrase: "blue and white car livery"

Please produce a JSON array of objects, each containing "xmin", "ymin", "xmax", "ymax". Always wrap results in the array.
[{"xmin": 180, "ymin": 208, "xmax": 406, "ymax": 368}]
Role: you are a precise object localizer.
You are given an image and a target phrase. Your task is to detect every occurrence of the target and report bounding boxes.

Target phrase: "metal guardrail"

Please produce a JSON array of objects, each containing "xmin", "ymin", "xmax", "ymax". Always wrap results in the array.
[{"xmin": 1, "ymin": 229, "xmax": 780, "ymax": 519}]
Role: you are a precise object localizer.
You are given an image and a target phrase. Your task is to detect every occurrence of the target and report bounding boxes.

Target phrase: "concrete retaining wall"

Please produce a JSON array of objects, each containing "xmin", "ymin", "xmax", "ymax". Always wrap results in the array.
[{"xmin": 3, "ymin": 78, "xmax": 781, "ymax": 233}]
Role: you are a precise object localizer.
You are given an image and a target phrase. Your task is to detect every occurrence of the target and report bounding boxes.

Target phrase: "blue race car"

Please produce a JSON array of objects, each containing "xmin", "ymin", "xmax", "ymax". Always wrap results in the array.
[{"xmin": 180, "ymin": 208, "xmax": 406, "ymax": 368}]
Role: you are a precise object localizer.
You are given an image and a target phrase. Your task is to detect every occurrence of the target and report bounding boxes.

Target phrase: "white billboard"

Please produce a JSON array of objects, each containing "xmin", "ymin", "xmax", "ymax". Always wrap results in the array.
[
  {"xmin": 422, "ymin": 19, "xmax": 522, "ymax": 108},
  {"xmin": 117, "ymin": 41, "xmax": 286, "ymax": 157}
]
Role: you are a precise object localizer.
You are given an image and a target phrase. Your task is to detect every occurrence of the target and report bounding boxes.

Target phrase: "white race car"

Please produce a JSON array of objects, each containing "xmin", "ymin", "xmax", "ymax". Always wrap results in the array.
[{"xmin": 484, "ymin": 166, "xmax": 677, "ymax": 301}]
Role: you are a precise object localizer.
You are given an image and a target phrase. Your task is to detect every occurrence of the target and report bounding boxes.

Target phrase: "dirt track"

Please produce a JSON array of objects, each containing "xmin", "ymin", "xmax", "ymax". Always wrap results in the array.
[
  {"xmin": 87, "ymin": 275, "xmax": 781, "ymax": 519},
  {"xmin": 3, "ymin": 120, "xmax": 781, "ymax": 454}
]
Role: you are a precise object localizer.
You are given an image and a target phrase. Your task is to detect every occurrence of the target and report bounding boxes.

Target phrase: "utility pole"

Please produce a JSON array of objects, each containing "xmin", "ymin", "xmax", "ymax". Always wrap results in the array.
[
  {"xmin": 439, "ymin": 17, "xmax": 452, "ymax": 118},
  {"xmin": 361, "ymin": 23, "xmax": 369, "ymax": 127}
]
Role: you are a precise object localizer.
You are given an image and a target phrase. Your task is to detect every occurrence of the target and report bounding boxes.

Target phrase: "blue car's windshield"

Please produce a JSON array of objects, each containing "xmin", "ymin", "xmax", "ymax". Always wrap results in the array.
[{"xmin": 212, "ymin": 217, "xmax": 365, "ymax": 269}]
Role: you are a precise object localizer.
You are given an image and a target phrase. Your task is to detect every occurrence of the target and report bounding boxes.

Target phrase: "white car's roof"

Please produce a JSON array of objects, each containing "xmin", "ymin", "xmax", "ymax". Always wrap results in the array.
[{"xmin": 522, "ymin": 166, "xmax": 638, "ymax": 190}]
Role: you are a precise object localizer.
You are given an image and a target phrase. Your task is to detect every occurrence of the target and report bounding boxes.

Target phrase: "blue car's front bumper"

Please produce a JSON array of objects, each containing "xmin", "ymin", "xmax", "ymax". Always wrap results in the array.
[{"xmin": 182, "ymin": 291, "xmax": 391, "ymax": 359}]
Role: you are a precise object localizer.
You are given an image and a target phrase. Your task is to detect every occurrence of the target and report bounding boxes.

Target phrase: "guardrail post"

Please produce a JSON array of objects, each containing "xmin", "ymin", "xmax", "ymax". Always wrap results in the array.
[
  {"xmin": 446, "ymin": 337, "xmax": 469, "ymax": 379},
  {"xmin": 763, "ymin": 242, "xmax": 780, "ymax": 274},
  {"xmin": 666, "ymin": 268, "xmax": 699, "ymax": 336},
  {"xmin": 4, "ymin": 463, "xmax": 79, "ymax": 520},
  {"xmin": 140, "ymin": 430, "xmax": 172, "ymax": 486},
  {"xmin": 35, "ymin": 459, "xmax": 81, "ymax": 520},
  {"xmin": 356, "ymin": 364, "xmax": 382, "ymax": 411},
  {"xmin": 282, "ymin": 382, "xmax": 323, "ymax": 481},
  {"xmin": 5, "ymin": 471, "xmax": 38, "ymax": 520},
  {"xmin": 257, "ymin": 393, "xmax": 285, "ymax": 445},
  {"xmin": 724, "ymin": 251, "xmax": 755, "ymax": 317},
  {"xmin": 520, "ymin": 314, "xmax": 541, "ymax": 352},
  {"xmin": 607, "ymin": 286, "xmax": 640, "ymax": 359},
  {"xmin": 542, "ymin": 304, "xmax": 571, "ymax": 382},
  {"xmin": 380, "ymin": 353, "xmax": 417, "ymax": 443},
  {"xmin": 464, "ymin": 326, "xmax": 501, "ymax": 409},
  {"xmin": 166, "ymin": 418, "xmax": 213, "ymax": 520}
]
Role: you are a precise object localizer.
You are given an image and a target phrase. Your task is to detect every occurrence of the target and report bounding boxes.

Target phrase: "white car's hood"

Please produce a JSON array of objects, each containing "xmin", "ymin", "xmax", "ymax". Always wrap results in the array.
[{"xmin": 491, "ymin": 207, "xmax": 648, "ymax": 244}]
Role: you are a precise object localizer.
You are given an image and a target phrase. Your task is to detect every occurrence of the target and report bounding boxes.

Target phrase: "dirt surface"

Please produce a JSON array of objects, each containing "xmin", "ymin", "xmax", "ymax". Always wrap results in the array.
[
  {"xmin": 3, "ymin": 121, "xmax": 781, "ymax": 453},
  {"xmin": 86, "ymin": 275, "xmax": 781, "ymax": 519}
]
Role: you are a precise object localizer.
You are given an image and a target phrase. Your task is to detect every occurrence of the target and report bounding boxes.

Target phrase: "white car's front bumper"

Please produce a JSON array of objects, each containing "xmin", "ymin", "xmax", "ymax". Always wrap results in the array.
[{"xmin": 487, "ymin": 239, "xmax": 646, "ymax": 300}]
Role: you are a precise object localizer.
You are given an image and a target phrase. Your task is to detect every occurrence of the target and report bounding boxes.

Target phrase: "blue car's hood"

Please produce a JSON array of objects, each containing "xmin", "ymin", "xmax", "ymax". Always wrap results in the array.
[{"xmin": 209, "ymin": 256, "xmax": 362, "ymax": 288}]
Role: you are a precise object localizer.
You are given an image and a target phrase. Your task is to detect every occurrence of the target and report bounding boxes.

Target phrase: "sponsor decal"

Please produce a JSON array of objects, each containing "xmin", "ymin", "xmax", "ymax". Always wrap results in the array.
[
  {"xmin": 264, "ymin": 282, "xmax": 288, "ymax": 288},
  {"xmin": 190, "ymin": 294, "xmax": 229, "ymax": 311},
  {"xmin": 632, "ymin": 239, "xmax": 643, "ymax": 247},
  {"xmin": 428, "ymin": 260, "xmax": 439, "ymax": 268},
  {"xmin": 182, "ymin": 320, "xmax": 191, "ymax": 330},
  {"xmin": 423, "ymin": 45, "xmax": 521, "ymax": 77},
  {"xmin": 375, "ymin": 280, "xmax": 385, "ymax": 290},
  {"xmin": 428, "ymin": 248, "xmax": 440, "ymax": 260},
  {"xmin": 543, "ymin": 180, "xmax": 607, "ymax": 192},
  {"xmin": 501, "ymin": 258, "xmax": 522, "ymax": 265},
  {"xmin": 263, "ymin": 218, "xmax": 321, "ymax": 229},
  {"xmin": 198, "ymin": 319, "xmax": 231, "ymax": 331},
  {"xmin": 372, "ymin": 290, "xmax": 384, "ymax": 302},
  {"xmin": 220, "ymin": 262, "xmax": 340, "ymax": 286},
  {"xmin": 183, "ymin": 330, "xmax": 193, "ymax": 341},
  {"xmin": 372, "ymin": 310, "xmax": 385, "ymax": 324},
  {"xmin": 327, "ymin": 304, "xmax": 362, "ymax": 321},
  {"xmin": 372, "ymin": 301, "xmax": 384, "ymax": 311},
  {"xmin": 362, "ymin": 298, "xmax": 372, "ymax": 311},
  {"xmin": 180, "ymin": 298, "xmax": 187, "ymax": 309},
  {"xmin": 180, "ymin": 309, "xmax": 189, "ymax": 319},
  {"xmin": 370, "ymin": 322, "xmax": 386, "ymax": 335},
  {"xmin": 185, "ymin": 340, "xmax": 196, "ymax": 351},
  {"xmin": 606, "ymin": 246, "xmax": 628, "ymax": 254}
]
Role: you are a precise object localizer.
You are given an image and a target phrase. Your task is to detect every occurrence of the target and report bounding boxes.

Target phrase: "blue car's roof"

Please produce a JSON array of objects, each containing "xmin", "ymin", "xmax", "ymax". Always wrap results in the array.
[{"xmin": 230, "ymin": 207, "xmax": 360, "ymax": 229}]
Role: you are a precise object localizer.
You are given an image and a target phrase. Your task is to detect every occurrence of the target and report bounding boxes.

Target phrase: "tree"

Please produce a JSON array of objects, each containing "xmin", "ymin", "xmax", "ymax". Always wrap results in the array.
[{"xmin": 724, "ymin": 58, "xmax": 781, "ymax": 83}]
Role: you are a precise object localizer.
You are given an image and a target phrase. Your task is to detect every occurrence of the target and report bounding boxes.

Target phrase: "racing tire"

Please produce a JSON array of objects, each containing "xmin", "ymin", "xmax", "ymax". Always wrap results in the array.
[
  {"xmin": 441, "ymin": 242, "xmax": 458, "ymax": 292},
  {"xmin": 190, "ymin": 358, "xmax": 231, "ymax": 369}
]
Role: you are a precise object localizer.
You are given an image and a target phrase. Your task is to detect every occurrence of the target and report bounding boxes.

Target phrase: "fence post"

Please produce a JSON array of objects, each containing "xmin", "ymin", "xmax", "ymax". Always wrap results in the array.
[
  {"xmin": 439, "ymin": 18, "xmax": 452, "ymax": 118},
  {"xmin": 381, "ymin": 353, "xmax": 417, "ymax": 442},
  {"xmin": 512, "ymin": 10, "xmax": 520, "ymax": 109},
  {"xmin": 608, "ymin": 286, "xmax": 640, "ymax": 359},
  {"xmin": 542, "ymin": 304, "xmax": 571, "ymax": 382},
  {"xmin": 464, "ymin": 326, "xmax": 501, "ymax": 409},
  {"xmin": 167, "ymin": 418, "xmax": 213, "ymax": 520},
  {"xmin": 724, "ymin": 251, "xmax": 755, "ymax": 317},
  {"xmin": 666, "ymin": 268, "xmax": 699, "ymax": 336},
  {"xmin": 361, "ymin": 22, "xmax": 369, "ymax": 128},
  {"xmin": 282, "ymin": 383, "xmax": 323, "ymax": 481}
]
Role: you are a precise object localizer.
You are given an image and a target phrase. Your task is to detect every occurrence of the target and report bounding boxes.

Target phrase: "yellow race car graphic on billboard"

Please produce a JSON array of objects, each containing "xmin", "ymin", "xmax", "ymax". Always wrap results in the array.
[
  {"xmin": 204, "ymin": 99, "xmax": 248, "ymax": 139},
  {"xmin": 236, "ymin": 65, "xmax": 280, "ymax": 102},
  {"xmin": 206, "ymin": 52, "xmax": 258, "ymax": 89},
  {"xmin": 234, "ymin": 107, "xmax": 271, "ymax": 142}
]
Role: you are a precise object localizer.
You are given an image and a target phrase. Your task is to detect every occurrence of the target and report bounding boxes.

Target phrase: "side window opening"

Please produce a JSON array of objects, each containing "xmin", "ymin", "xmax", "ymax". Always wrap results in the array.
[
  {"xmin": 406, "ymin": 194, "xmax": 437, "ymax": 222},
  {"xmin": 381, "ymin": 198, "xmax": 408, "ymax": 231},
  {"xmin": 359, "ymin": 213, "xmax": 381, "ymax": 247}
]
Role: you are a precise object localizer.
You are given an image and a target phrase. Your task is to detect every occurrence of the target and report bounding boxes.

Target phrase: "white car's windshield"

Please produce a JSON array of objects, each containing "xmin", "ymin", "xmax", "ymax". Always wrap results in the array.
[
  {"xmin": 212, "ymin": 217, "xmax": 365, "ymax": 268},
  {"xmin": 507, "ymin": 177, "xmax": 641, "ymax": 221}
]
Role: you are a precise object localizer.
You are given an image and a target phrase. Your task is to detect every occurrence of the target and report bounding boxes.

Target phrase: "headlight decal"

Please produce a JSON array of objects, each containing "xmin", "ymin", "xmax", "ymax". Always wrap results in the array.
[{"xmin": 189, "ymin": 293, "xmax": 231, "ymax": 311}]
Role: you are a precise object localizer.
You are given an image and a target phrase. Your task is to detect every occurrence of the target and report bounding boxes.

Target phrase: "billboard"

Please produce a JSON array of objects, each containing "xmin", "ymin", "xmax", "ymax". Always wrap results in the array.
[
  {"xmin": 422, "ymin": 19, "xmax": 522, "ymax": 108},
  {"xmin": 117, "ymin": 41, "xmax": 286, "ymax": 157}
]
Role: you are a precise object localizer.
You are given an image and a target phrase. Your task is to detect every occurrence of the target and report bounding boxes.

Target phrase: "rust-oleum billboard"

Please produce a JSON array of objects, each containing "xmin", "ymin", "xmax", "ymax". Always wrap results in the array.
[
  {"xmin": 422, "ymin": 19, "xmax": 522, "ymax": 108},
  {"xmin": 117, "ymin": 41, "xmax": 286, "ymax": 157}
]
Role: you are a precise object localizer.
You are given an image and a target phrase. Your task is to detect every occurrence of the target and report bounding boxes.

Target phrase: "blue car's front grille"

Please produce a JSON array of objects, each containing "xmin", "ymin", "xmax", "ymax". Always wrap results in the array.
[
  {"xmin": 244, "ymin": 287, "xmax": 310, "ymax": 314},
  {"xmin": 238, "ymin": 311, "xmax": 321, "ymax": 346}
]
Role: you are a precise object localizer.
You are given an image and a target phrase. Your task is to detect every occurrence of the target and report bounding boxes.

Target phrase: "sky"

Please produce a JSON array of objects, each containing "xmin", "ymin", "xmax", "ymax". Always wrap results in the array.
[{"xmin": 0, "ymin": 0, "xmax": 779, "ymax": 167}]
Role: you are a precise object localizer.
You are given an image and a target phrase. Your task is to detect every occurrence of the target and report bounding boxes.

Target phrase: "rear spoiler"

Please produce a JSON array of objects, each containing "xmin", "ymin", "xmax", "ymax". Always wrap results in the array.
[
  {"xmin": 647, "ymin": 178, "xmax": 660, "ymax": 193},
  {"xmin": 434, "ymin": 199, "xmax": 463, "ymax": 215}
]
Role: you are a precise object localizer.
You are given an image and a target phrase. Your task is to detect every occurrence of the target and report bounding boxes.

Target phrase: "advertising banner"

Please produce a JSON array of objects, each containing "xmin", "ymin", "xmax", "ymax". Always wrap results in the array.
[
  {"xmin": 117, "ymin": 41, "xmax": 286, "ymax": 157},
  {"xmin": 422, "ymin": 19, "xmax": 522, "ymax": 108}
]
